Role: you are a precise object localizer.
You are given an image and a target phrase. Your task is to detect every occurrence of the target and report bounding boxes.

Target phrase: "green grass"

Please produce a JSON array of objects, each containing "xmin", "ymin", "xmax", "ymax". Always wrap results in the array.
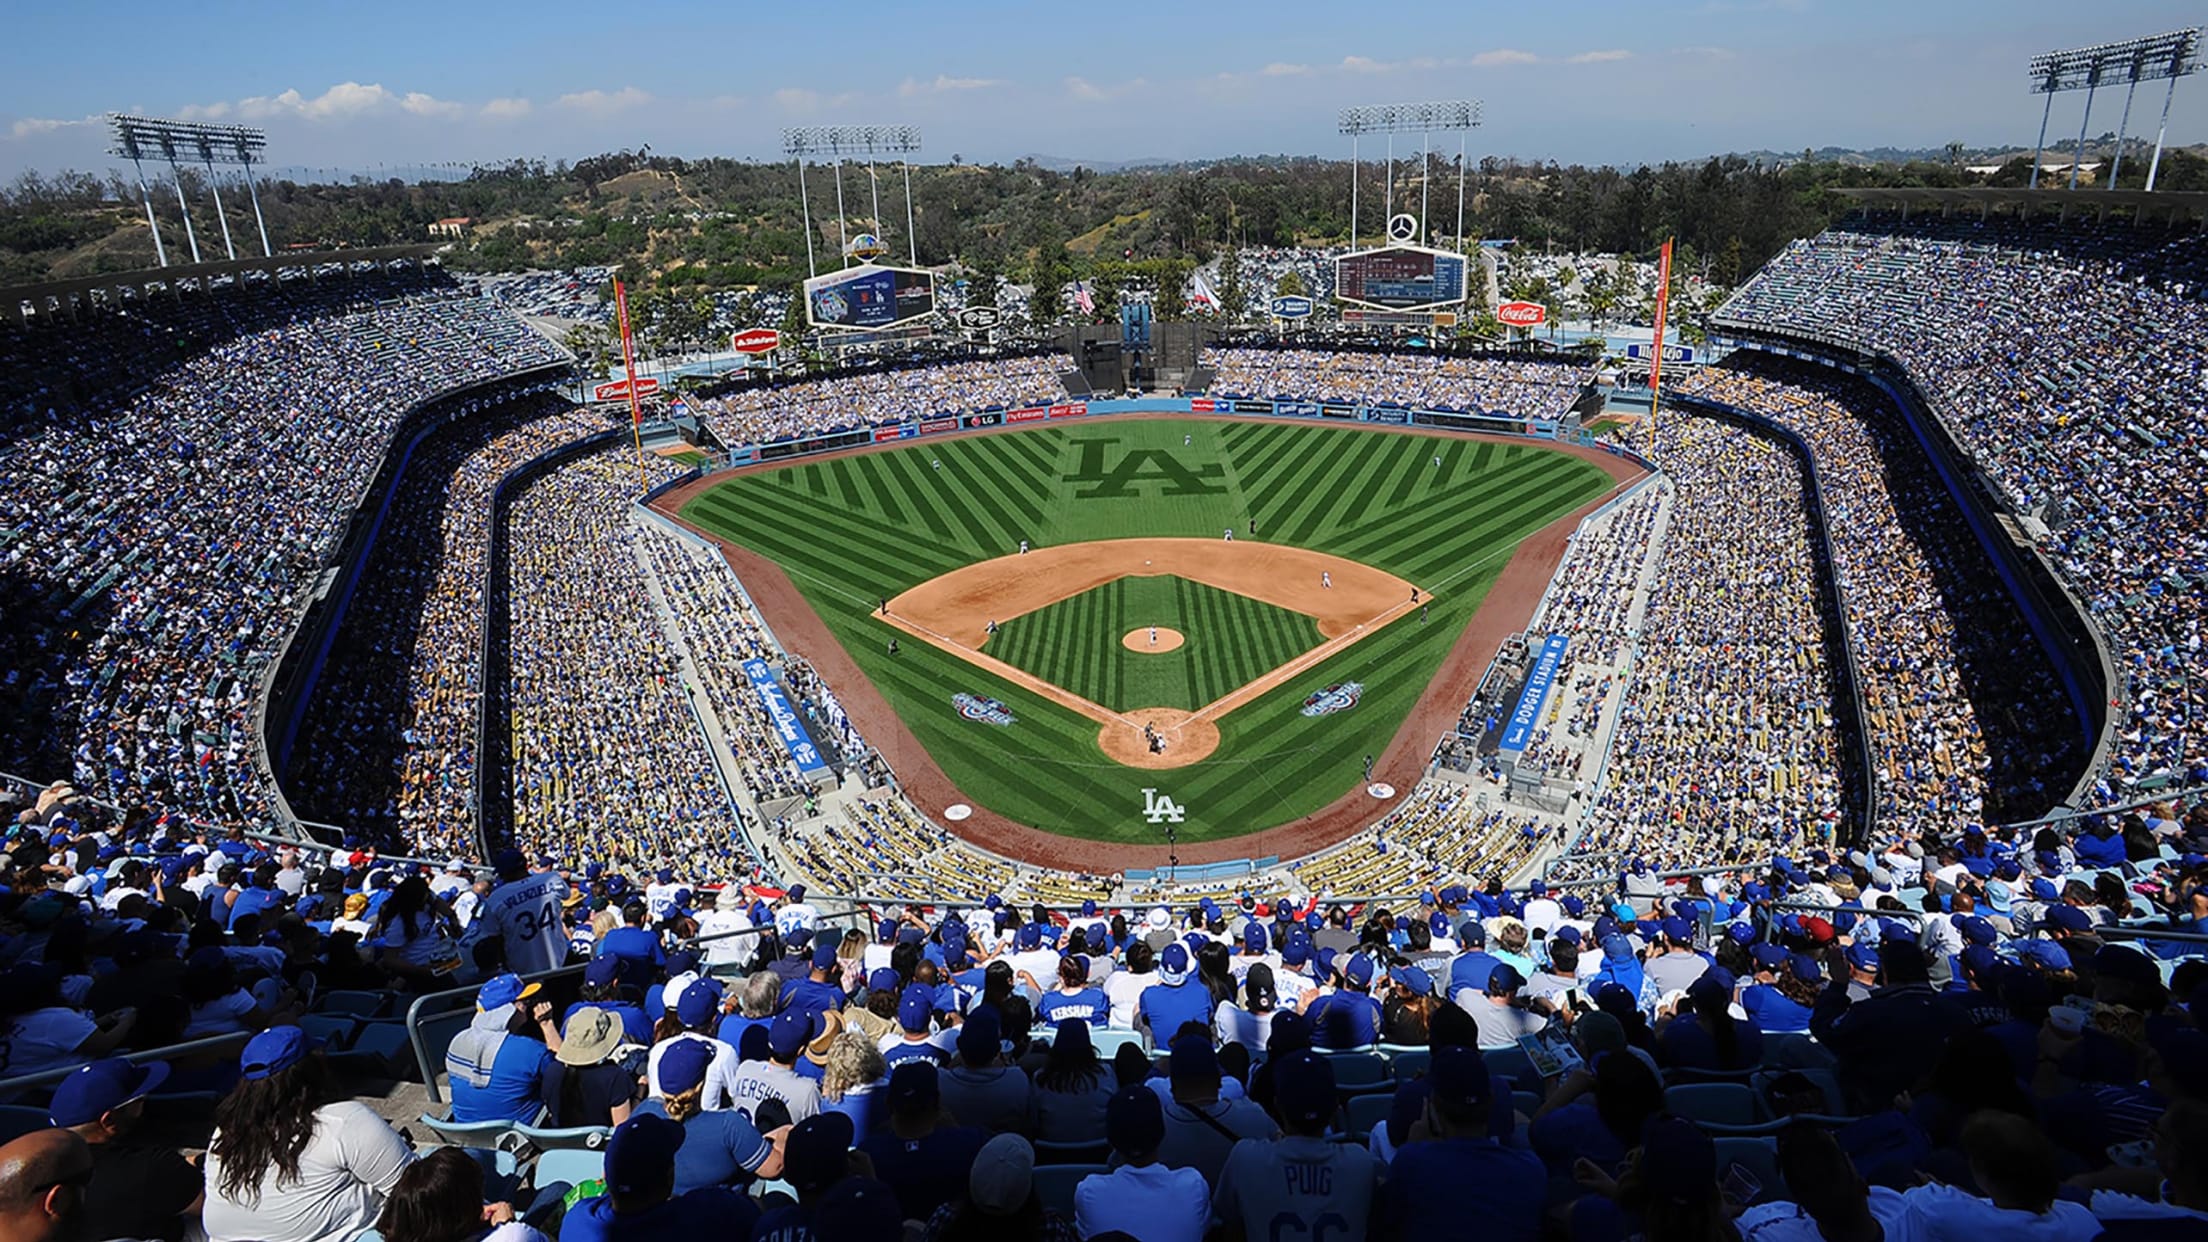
[
  {"xmin": 682, "ymin": 417, "xmax": 1610, "ymax": 846},
  {"xmin": 986, "ymin": 575, "xmax": 1322, "ymax": 712}
]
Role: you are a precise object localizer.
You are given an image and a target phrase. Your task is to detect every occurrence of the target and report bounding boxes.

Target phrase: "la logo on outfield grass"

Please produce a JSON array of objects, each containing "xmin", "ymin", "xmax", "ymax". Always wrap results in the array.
[{"xmin": 1141, "ymin": 788, "xmax": 1186, "ymax": 824}]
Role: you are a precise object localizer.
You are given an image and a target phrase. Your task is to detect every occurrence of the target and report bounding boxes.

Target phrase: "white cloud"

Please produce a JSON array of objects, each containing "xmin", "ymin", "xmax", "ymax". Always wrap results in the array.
[
  {"xmin": 1064, "ymin": 76, "xmax": 1109, "ymax": 102},
  {"xmin": 1471, "ymin": 49, "xmax": 1541, "ymax": 67},
  {"xmin": 1340, "ymin": 56, "xmax": 1392, "ymax": 73},
  {"xmin": 401, "ymin": 91, "xmax": 464, "ymax": 119},
  {"xmin": 176, "ymin": 101, "xmax": 233, "ymax": 121},
  {"xmin": 7, "ymin": 115, "xmax": 98, "ymax": 140},
  {"xmin": 770, "ymin": 87, "xmax": 854, "ymax": 114},
  {"xmin": 898, "ymin": 75, "xmax": 1002, "ymax": 98},
  {"xmin": 556, "ymin": 86, "xmax": 651, "ymax": 116},
  {"xmin": 1260, "ymin": 62, "xmax": 1311, "ymax": 76},
  {"xmin": 481, "ymin": 97, "xmax": 533, "ymax": 120},
  {"xmin": 1675, "ymin": 45, "xmax": 1738, "ymax": 60},
  {"xmin": 1567, "ymin": 49, "xmax": 1632, "ymax": 64}
]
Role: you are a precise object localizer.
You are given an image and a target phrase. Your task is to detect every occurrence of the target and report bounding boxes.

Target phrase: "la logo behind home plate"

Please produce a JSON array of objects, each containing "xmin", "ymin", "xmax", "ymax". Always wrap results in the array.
[{"xmin": 1141, "ymin": 787, "xmax": 1186, "ymax": 824}]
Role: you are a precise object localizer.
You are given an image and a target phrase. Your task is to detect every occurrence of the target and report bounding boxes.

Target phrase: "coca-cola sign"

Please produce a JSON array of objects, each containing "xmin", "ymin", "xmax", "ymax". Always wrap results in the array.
[{"xmin": 1496, "ymin": 301, "xmax": 1547, "ymax": 328}]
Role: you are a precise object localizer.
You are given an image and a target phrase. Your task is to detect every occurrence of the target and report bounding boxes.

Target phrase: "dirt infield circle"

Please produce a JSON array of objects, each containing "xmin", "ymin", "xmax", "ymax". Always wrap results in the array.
[
  {"xmin": 1099, "ymin": 708, "xmax": 1221, "ymax": 769},
  {"xmin": 1122, "ymin": 627, "xmax": 1186, "ymax": 653}
]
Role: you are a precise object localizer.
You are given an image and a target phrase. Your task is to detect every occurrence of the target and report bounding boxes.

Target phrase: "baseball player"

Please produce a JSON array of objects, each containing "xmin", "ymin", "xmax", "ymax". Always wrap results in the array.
[
  {"xmin": 1184, "ymin": 433, "xmax": 1192, "ymax": 446},
  {"xmin": 1321, "ymin": 571, "xmax": 1332, "ymax": 590},
  {"xmin": 1019, "ymin": 539, "xmax": 1029, "ymax": 554},
  {"xmin": 1224, "ymin": 528, "xmax": 1234, "ymax": 541},
  {"xmin": 1149, "ymin": 625, "xmax": 1158, "ymax": 646}
]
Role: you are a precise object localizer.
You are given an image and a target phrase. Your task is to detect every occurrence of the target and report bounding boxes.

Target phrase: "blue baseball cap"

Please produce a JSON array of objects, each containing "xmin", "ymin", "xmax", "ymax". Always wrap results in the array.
[
  {"xmin": 50, "ymin": 1058, "xmax": 169, "ymax": 1127},
  {"xmin": 1845, "ymin": 942, "xmax": 1881, "ymax": 973},
  {"xmin": 811, "ymin": 942, "xmax": 841, "ymax": 971},
  {"xmin": 478, "ymin": 973, "xmax": 540, "ymax": 1012},
  {"xmin": 240, "ymin": 1027, "xmax": 317, "ymax": 1080},
  {"xmin": 2044, "ymin": 906, "xmax": 2092, "ymax": 933},
  {"xmin": 605, "ymin": 1114, "xmax": 686, "ymax": 1197},
  {"xmin": 676, "ymin": 980, "xmax": 722, "ymax": 1029},
  {"xmin": 584, "ymin": 956, "xmax": 619, "ymax": 986},
  {"xmin": 1343, "ymin": 954, "xmax": 1376, "ymax": 989},
  {"xmin": 1272, "ymin": 1050, "xmax": 1337, "ymax": 1127},
  {"xmin": 1389, "ymin": 964, "xmax": 1434, "ymax": 996},
  {"xmin": 1427, "ymin": 1045, "xmax": 1493, "ymax": 1113},
  {"xmin": 899, "ymin": 985, "xmax": 934, "ymax": 1033},
  {"xmin": 658, "ymin": 1037, "xmax": 714, "ymax": 1095},
  {"xmin": 769, "ymin": 1010, "xmax": 812, "ymax": 1060},
  {"xmin": 1281, "ymin": 933, "xmax": 1311, "ymax": 967},
  {"xmin": 1244, "ymin": 922, "xmax": 1268, "ymax": 953},
  {"xmin": 868, "ymin": 967, "xmax": 901, "ymax": 994},
  {"xmin": 1661, "ymin": 916, "xmax": 1693, "ymax": 943},
  {"xmin": 1751, "ymin": 943, "xmax": 1788, "ymax": 971}
]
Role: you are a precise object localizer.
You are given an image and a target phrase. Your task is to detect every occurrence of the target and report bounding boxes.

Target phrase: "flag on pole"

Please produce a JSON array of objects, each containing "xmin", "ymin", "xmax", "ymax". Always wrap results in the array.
[
  {"xmin": 1646, "ymin": 238, "xmax": 1675, "ymax": 435},
  {"xmin": 613, "ymin": 279, "xmax": 649, "ymax": 482},
  {"xmin": 1071, "ymin": 280, "xmax": 1095, "ymax": 316}
]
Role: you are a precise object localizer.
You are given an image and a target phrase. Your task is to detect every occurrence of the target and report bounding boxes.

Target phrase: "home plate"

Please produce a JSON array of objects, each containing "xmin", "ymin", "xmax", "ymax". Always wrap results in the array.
[
  {"xmin": 1365, "ymin": 783, "xmax": 1397, "ymax": 799},
  {"xmin": 944, "ymin": 804, "xmax": 973, "ymax": 822}
]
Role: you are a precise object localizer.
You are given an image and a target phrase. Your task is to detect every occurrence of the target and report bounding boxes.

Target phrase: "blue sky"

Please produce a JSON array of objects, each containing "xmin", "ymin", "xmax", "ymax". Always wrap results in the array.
[{"xmin": 4, "ymin": 0, "xmax": 2204, "ymax": 179}]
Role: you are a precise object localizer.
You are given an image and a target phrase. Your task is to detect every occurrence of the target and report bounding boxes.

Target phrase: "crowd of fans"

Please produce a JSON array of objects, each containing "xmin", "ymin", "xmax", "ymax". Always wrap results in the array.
[
  {"xmin": 7, "ymin": 767, "xmax": 2208, "ymax": 1241},
  {"xmin": 1673, "ymin": 359, "xmax": 2087, "ymax": 834},
  {"xmin": 1717, "ymin": 215, "xmax": 2208, "ymax": 804},
  {"xmin": 694, "ymin": 354, "xmax": 1066, "ymax": 447},
  {"xmin": 1203, "ymin": 348, "xmax": 1588, "ymax": 420},
  {"xmin": 288, "ymin": 399, "xmax": 608, "ymax": 848},
  {"xmin": 0, "ymin": 266, "xmax": 567, "ymax": 834},
  {"xmin": 1571, "ymin": 415, "xmax": 1849, "ymax": 874},
  {"xmin": 503, "ymin": 448, "xmax": 748, "ymax": 883}
]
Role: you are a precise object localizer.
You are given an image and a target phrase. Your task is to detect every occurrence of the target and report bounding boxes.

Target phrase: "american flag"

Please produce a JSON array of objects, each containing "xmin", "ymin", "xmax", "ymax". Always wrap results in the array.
[{"xmin": 1071, "ymin": 280, "xmax": 1095, "ymax": 315}]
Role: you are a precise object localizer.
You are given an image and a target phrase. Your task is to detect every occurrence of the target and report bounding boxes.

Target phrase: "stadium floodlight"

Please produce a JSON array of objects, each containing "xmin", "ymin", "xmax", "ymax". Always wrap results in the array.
[
  {"xmin": 1336, "ymin": 101, "xmax": 1482, "ymax": 253},
  {"xmin": 781, "ymin": 125, "xmax": 925, "ymax": 276},
  {"xmin": 109, "ymin": 114, "xmax": 274, "ymax": 266},
  {"xmin": 2024, "ymin": 29, "xmax": 2202, "ymax": 190}
]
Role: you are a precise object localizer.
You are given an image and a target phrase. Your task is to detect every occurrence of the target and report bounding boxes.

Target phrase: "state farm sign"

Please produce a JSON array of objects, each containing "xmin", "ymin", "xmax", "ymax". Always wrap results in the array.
[
  {"xmin": 591, "ymin": 377, "xmax": 660, "ymax": 403},
  {"xmin": 729, "ymin": 328, "xmax": 781, "ymax": 355},
  {"xmin": 1496, "ymin": 301, "xmax": 1547, "ymax": 328}
]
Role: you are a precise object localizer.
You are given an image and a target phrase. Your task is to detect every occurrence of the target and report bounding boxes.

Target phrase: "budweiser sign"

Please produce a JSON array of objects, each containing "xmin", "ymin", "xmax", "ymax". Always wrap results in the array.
[
  {"xmin": 591, "ymin": 377, "xmax": 660, "ymax": 403},
  {"xmin": 1496, "ymin": 301, "xmax": 1547, "ymax": 328},
  {"xmin": 729, "ymin": 328, "xmax": 781, "ymax": 355}
]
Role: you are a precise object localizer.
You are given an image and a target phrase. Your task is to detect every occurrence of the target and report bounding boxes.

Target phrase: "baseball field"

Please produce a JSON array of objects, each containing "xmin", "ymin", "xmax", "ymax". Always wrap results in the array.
[{"xmin": 677, "ymin": 417, "xmax": 1612, "ymax": 847}]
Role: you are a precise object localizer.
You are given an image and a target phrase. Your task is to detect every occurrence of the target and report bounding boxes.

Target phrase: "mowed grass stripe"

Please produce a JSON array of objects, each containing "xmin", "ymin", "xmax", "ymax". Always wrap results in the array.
[
  {"xmin": 963, "ymin": 437, "xmax": 1051, "ymax": 524},
  {"xmin": 1251, "ymin": 437, "xmax": 1341, "ymax": 535},
  {"xmin": 848, "ymin": 453, "xmax": 908, "ymax": 525},
  {"xmin": 929, "ymin": 457, "xmax": 1021, "ymax": 555},
  {"xmin": 690, "ymin": 486, "xmax": 965, "ymax": 585},
  {"xmin": 1283, "ymin": 431, "xmax": 1390, "ymax": 547},
  {"xmin": 1338, "ymin": 436, "xmax": 1428, "ymax": 531},
  {"xmin": 1234, "ymin": 422, "xmax": 1328, "ymax": 498},
  {"xmin": 874, "ymin": 450, "xmax": 959, "ymax": 543},
  {"xmin": 1332, "ymin": 455, "xmax": 1586, "ymax": 565}
]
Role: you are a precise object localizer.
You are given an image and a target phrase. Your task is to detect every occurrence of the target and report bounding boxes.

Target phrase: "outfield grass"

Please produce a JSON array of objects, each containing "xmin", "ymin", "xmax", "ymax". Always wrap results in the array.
[{"xmin": 682, "ymin": 417, "xmax": 1610, "ymax": 846}]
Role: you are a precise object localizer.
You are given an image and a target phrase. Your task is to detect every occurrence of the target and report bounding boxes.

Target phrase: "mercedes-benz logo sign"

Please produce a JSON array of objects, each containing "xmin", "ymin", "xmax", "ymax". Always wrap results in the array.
[{"xmin": 1386, "ymin": 213, "xmax": 1418, "ymax": 244}]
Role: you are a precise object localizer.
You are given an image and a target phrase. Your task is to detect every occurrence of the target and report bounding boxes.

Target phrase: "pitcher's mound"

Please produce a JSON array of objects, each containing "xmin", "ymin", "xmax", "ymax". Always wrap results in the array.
[
  {"xmin": 1122, "ymin": 627, "xmax": 1186, "ymax": 653},
  {"xmin": 1099, "ymin": 707, "xmax": 1220, "ymax": 769}
]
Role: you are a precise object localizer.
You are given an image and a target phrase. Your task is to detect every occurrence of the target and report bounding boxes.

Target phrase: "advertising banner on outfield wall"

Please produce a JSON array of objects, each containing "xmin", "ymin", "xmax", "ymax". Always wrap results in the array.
[
  {"xmin": 965, "ymin": 412, "xmax": 1002, "ymax": 429},
  {"xmin": 872, "ymin": 425, "xmax": 912, "ymax": 443},
  {"xmin": 1007, "ymin": 407, "xmax": 1048, "ymax": 424},
  {"xmin": 741, "ymin": 658, "xmax": 833, "ymax": 778},
  {"xmin": 1322, "ymin": 404, "xmax": 1358, "ymax": 420},
  {"xmin": 1367, "ymin": 407, "xmax": 1412, "ymax": 425},
  {"xmin": 1277, "ymin": 401, "xmax": 1321, "ymax": 419},
  {"xmin": 1190, "ymin": 398, "xmax": 1217, "ymax": 413},
  {"xmin": 1232, "ymin": 400, "xmax": 1274, "ymax": 416},
  {"xmin": 920, "ymin": 417, "xmax": 960, "ymax": 435},
  {"xmin": 1047, "ymin": 402, "xmax": 1089, "ymax": 419}
]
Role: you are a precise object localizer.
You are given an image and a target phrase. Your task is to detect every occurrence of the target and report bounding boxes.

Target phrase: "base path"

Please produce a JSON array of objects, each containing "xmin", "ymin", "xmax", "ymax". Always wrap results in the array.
[
  {"xmin": 881, "ymin": 538, "xmax": 1420, "ymax": 771},
  {"xmin": 651, "ymin": 416, "xmax": 1648, "ymax": 872}
]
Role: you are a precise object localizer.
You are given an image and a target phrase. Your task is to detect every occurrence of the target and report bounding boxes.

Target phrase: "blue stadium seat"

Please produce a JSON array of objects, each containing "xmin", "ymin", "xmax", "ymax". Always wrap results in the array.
[
  {"xmin": 1092, "ymin": 1030, "xmax": 1149, "ymax": 1060},
  {"xmin": 297, "ymin": 1014, "xmax": 359, "ymax": 1050},
  {"xmin": 513, "ymin": 1123, "xmax": 613, "ymax": 1152},
  {"xmin": 314, "ymin": 990, "xmax": 393, "ymax": 1019},
  {"xmin": 1344, "ymin": 1092, "xmax": 1393, "ymax": 1136},
  {"xmin": 1326, "ymin": 1053, "xmax": 1389, "ymax": 1096},
  {"xmin": 1033, "ymin": 1165, "xmax": 1109, "ymax": 1220},
  {"xmin": 1712, "ymin": 1136, "xmax": 1787, "ymax": 1206},
  {"xmin": 532, "ymin": 1147, "xmax": 604, "ymax": 1193},
  {"xmin": 419, "ymin": 1114, "xmax": 521, "ymax": 1151},
  {"xmin": 1390, "ymin": 1050, "xmax": 1431, "ymax": 1082},
  {"xmin": 1666, "ymin": 1083, "xmax": 1760, "ymax": 1128},
  {"xmin": 1032, "ymin": 1138, "xmax": 1109, "ymax": 1166}
]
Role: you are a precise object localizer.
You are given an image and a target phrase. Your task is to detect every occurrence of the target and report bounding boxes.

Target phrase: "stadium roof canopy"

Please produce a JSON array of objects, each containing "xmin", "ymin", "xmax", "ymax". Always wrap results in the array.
[
  {"xmin": 1, "ymin": 244, "xmax": 441, "ymax": 326},
  {"xmin": 1836, "ymin": 186, "xmax": 2208, "ymax": 222}
]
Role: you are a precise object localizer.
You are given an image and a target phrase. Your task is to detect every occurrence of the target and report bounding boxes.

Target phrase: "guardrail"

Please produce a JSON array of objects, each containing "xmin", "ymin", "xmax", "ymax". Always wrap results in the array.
[
  {"xmin": 1767, "ymin": 898, "xmax": 2208, "ymax": 949},
  {"xmin": 0, "ymin": 1031, "xmax": 254, "ymax": 1100}
]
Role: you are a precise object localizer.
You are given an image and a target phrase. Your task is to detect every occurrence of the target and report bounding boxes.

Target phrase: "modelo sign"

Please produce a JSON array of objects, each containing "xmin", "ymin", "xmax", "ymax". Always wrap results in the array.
[
  {"xmin": 1269, "ymin": 295, "xmax": 1315, "ymax": 320},
  {"xmin": 729, "ymin": 328, "xmax": 781, "ymax": 355},
  {"xmin": 1497, "ymin": 301, "xmax": 1547, "ymax": 329},
  {"xmin": 592, "ymin": 377, "xmax": 660, "ymax": 403}
]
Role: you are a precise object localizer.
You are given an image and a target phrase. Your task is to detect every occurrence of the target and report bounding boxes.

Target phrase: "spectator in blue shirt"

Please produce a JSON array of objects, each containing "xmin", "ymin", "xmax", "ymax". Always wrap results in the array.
[
  {"xmin": 1034, "ymin": 955, "xmax": 1109, "ymax": 1028},
  {"xmin": 1658, "ymin": 974, "xmax": 1765, "ymax": 1071},
  {"xmin": 446, "ymin": 973, "xmax": 561, "ymax": 1123},
  {"xmin": 1306, "ymin": 954, "xmax": 1383, "ymax": 1049},
  {"xmin": 779, "ymin": 942, "xmax": 848, "ymax": 1030},
  {"xmin": 595, "ymin": 902, "xmax": 664, "ymax": 989},
  {"xmin": 1137, "ymin": 944, "xmax": 1215, "ymax": 1045},
  {"xmin": 1376, "ymin": 1044, "xmax": 1543, "ymax": 1241},
  {"xmin": 631, "ymin": 1038, "xmax": 784, "ymax": 1194},
  {"xmin": 559, "ymin": 1112, "xmax": 759, "ymax": 1242},
  {"xmin": 566, "ymin": 956, "xmax": 652, "ymax": 1045},
  {"xmin": 1447, "ymin": 921, "xmax": 1505, "ymax": 997},
  {"xmin": 1740, "ymin": 949, "xmax": 1818, "ymax": 1034}
]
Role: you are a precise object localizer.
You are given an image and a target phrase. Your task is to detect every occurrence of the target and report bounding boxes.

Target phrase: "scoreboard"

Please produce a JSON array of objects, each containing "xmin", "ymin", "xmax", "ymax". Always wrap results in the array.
[
  {"xmin": 1335, "ymin": 245, "xmax": 1468, "ymax": 312},
  {"xmin": 805, "ymin": 263, "xmax": 937, "ymax": 331}
]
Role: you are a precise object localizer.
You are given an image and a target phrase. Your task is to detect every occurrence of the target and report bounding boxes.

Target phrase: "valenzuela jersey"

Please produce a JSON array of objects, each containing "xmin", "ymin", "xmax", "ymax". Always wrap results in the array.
[{"xmin": 482, "ymin": 871, "xmax": 570, "ymax": 975}]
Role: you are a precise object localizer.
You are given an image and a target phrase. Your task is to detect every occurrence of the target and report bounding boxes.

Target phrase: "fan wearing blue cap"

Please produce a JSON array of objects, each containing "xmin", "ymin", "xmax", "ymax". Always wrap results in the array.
[
  {"xmin": 594, "ymin": 901, "xmax": 666, "ymax": 990},
  {"xmin": 1306, "ymin": 953, "xmax": 1385, "ymax": 1050},
  {"xmin": 646, "ymin": 981, "xmax": 741, "ymax": 1112},
  {"xmin": 559, "ymin": 1113, "xmax": 760, "ymax": 1242},
  {"xmin": 1137, "ymin": 943, "xmax": 1217, "ymax": 1045},
  {"xmin": 778, "ymin": 940, "xmax": 849, "ymax": 1035},
  {"xmin": 477, "ymin": 849, "xmax": 571, "ymax": 976},
  {"xmin": 727, "ymin": 1009, "xmax": 824, "ymax": 1124},
  {"xmin": 1376, "ymin": 1044, "xmax": 1543, "ymax": 1238},
  {"xmin": 1644, "ymin": 916, "xmax": 1713, "ymax": 996},
  {"xmin": 631, "ymin": 1038, "xmax": 782, "ymax": 1196},
  {"xmin": 1213, "ymin": 1049, "xmax": 1387, "ymax": 1238},
  {"xmin": 446, "ymin": 973, "xmax": 559, "ymax": 1123},
  {"xmin": 567, "ymin": 955, "xmax": 653, "ymax": 1045},
  {"xmin": 1446, "ymin": 920, "xmax": 1507, "ymax": 1002},
  {"xmin": 48, "ymin": 1058, "xmax": 203, "ymax": 1242},
  {"xmin": 204, "ymin": 1028, "xmax": 418, "ymax": 1242},
  {"xmin": 939, "ymin": 1005, "xmax": 1033, "ymax": 1134}
]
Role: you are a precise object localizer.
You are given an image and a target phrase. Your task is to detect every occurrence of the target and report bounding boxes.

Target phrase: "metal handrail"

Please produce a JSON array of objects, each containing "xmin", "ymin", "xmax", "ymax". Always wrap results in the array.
[
  {"xmin": 0, "ymin": 1030, "xmax": 254, "ymax": 1099},
  {"xmin": 1768, "ymin": 899, "xmax": 2208, "ymax": 947}
]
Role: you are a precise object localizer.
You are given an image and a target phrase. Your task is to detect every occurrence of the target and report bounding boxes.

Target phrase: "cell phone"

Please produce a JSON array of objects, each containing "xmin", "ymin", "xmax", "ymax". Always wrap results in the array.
[{"xmin": 1721, "ymin": 1161, "xmax": 1762, "ymax": 1205}]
